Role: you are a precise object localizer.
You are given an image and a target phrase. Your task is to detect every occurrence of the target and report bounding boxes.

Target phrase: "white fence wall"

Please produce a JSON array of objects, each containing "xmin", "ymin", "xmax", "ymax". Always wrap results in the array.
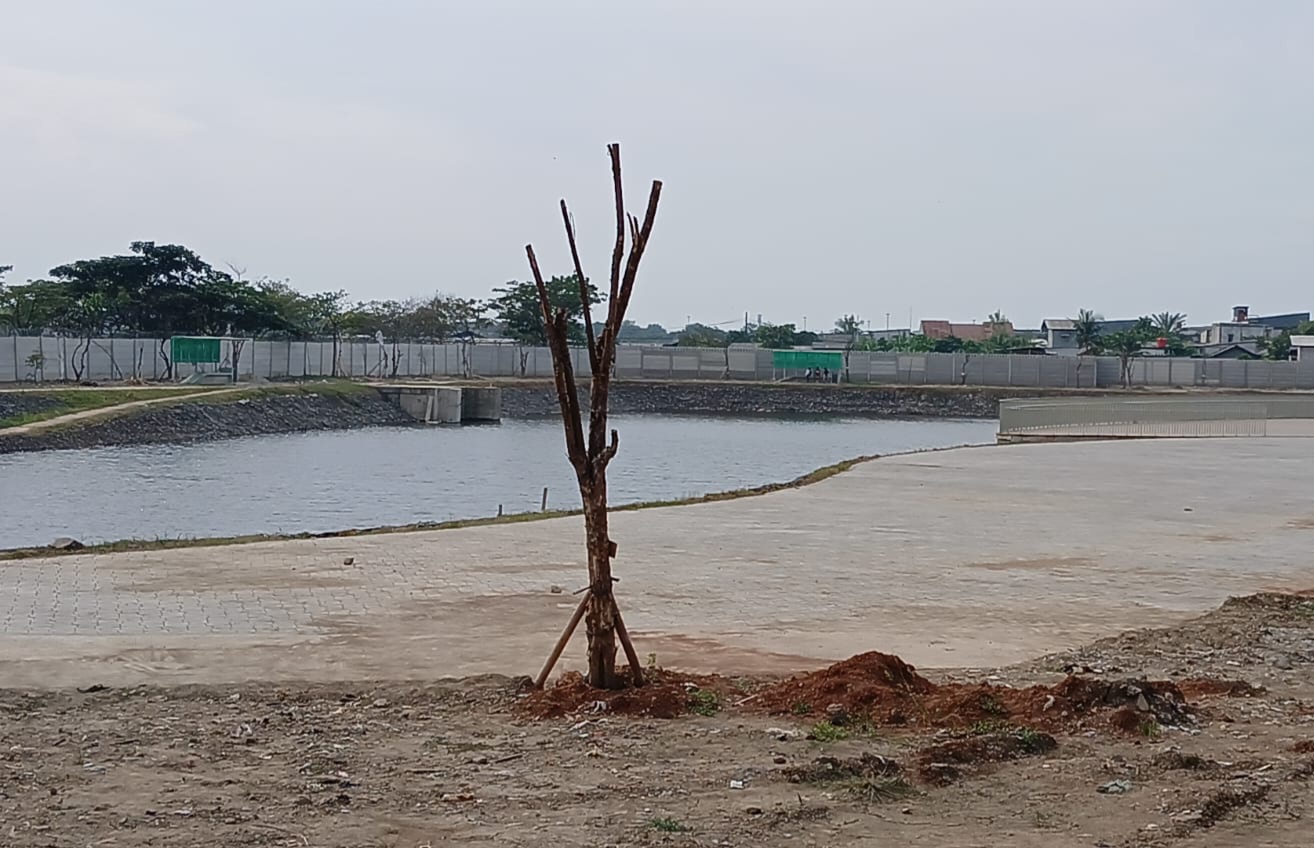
[{"xmin": 5, "ymin": 334, "xmax": 1314, "ymax": 390}]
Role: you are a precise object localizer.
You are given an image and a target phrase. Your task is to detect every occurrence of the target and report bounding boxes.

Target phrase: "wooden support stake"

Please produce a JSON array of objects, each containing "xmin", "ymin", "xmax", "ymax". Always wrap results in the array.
[
  {"xmin": 534, "ymin": 590, "xmax": 590, "ymax": 689},
  {"xmin": 541, "ymin": 487, "xmax": 549, "ymax": 512},
  {"xmin": 612, "ymin": 597, "xmax": 644, "ymax": 687}
]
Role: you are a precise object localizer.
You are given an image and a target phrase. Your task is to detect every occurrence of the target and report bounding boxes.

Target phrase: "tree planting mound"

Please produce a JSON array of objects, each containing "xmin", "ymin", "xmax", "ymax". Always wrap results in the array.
[{"xmin": 524, "ymin": 669, "xmax": 729, "ymax": 720}]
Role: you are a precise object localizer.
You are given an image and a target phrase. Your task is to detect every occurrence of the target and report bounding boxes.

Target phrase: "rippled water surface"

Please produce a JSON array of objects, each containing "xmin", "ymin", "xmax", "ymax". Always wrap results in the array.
[{"xmin": 0, "ymin": 415, "xmax": 996, "ymax": 548}]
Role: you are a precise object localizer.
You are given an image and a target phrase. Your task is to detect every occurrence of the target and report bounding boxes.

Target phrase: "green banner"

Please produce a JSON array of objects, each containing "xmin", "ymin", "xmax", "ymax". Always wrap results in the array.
[
  {"xmin": 170, "ymin": 336, "xmax": 222, "ymax": 364},
  {"xmin": 772, "ymin": 350, "xmax": 843, "ymax": 370}
]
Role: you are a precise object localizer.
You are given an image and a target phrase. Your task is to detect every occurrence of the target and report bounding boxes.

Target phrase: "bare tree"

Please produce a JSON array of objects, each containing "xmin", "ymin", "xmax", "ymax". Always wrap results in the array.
[{"xmin": 527, "ymin": 143, "xmax": 662, "ymax": 690}]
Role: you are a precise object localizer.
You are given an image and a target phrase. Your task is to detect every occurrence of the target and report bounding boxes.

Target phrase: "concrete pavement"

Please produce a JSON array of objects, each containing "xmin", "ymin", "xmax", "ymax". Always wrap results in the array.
[{"xmin": 2, "ymin": 438, "xmax": 1312, "ymax": 687}]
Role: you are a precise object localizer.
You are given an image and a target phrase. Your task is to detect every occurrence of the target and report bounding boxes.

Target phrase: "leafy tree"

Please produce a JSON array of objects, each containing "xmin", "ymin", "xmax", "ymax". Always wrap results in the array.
[
  {"xmin": 753, "ymin": 322, "xmax": 796, "ymax": 349},
  {"xmin": 677, "ymin": 324, "xmax": 725, "ymax": 347},
  {"xmin": 489, "ymin": 275, "xmax": 598, "ymax": 346},
  {"xmin": 615, "ymin": 320, "xmax": 673, "ymax": 342},
  {"xmin": 0, "ymin": 280, "xmax": 70, "ymax": 333},
  {"xmin": 792, "ymin": 329, "xmax": 819, "ymax": 347},
  {"xmin": 1104, "ymin": 331, "xmax": 1146, "ymax": 387}
]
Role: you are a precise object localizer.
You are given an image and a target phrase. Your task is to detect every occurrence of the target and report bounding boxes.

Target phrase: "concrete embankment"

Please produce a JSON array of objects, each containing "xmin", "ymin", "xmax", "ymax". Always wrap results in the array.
[
  {"xmin": 500, "ymin": 381, "xmax": 1034, "ymax": 419},
  {"xmin": 0, "ymin": 388, "xmax": 416, "ymax": 454}
]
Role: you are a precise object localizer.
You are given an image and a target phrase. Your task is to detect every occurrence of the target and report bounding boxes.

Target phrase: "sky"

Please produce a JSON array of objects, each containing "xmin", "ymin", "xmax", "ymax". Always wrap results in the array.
[{"xmin": 2, "ymin": 0, "xmax": 1311, "ymax": 331}]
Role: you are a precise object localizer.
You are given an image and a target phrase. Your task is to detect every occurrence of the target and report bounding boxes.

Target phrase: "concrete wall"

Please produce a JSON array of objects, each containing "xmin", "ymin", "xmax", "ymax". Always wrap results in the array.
[{"xmin": 7, "ymin": 334, "xmax": 1314, "ymax": 390}]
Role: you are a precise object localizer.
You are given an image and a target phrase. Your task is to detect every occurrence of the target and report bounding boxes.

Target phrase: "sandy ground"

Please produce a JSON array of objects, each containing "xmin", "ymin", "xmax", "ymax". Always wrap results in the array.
[
  {"xmin": 3, "ymin": 439, "xmax": 1313, "ymax": 689},
  {"xmin": 2, "ymin": 592, "xmax": 1312, "ymax": 847}
]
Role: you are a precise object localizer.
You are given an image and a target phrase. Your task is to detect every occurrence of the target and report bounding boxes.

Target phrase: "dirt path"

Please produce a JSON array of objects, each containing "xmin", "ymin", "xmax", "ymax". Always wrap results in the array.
[
  {"xmin": 2, "ymin": 593, "xmax": 1311, "ymax": 847},
  {"xmin": 1, "ymin": 387, "xmax": 243, "ymax": 435}
]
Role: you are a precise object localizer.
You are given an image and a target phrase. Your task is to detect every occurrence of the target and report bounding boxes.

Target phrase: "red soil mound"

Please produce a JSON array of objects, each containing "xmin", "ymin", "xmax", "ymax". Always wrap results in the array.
[{"xmin": 754, "ymin": 652, "xmax": 1192, "ymax": 733}]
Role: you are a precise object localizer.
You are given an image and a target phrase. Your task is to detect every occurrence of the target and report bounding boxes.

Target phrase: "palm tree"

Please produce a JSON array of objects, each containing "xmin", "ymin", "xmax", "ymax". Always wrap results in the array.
[
  {"xmin": 1073, "ymin": 308, "xmax": 1103, "ymax": 354},
  {"xmin": 1150, "ymin": 311, "xmax": 1187, "ymax": 339}
]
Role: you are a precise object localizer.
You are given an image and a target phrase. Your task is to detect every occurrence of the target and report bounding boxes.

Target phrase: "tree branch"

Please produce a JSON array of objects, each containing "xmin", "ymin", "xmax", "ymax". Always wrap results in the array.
[
  {"xmin": 607, "ymin": 143, "xmax": 625, "ymax": 325},
  {"xmin": 560, "ymin": 200, "xmax": 600, "ymax": 374},
  {"xmin": 527, "ymin": 244, "xmax": 588, "ymax": 472}
]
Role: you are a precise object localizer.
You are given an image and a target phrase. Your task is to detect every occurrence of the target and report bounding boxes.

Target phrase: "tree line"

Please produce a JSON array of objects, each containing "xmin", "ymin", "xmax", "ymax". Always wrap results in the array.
[{"xmin": 0, "ymin": 242, "xmax": 623, "ymax": 378}]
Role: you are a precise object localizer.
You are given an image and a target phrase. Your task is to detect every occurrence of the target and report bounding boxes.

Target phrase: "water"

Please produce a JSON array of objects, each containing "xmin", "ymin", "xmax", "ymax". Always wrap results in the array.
[{"xmin": 0, "ymin": 415, "xmax": 996, "ymax": 548}]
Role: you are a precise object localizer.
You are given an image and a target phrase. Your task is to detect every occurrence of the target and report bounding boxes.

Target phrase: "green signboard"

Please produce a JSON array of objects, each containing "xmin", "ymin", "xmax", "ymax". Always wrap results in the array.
[
  {"xmin": 771, "ymin": 350, "xmax": 843, "ymax": 370},
  {"xmin": 170, "ymin": 336, "xmax": 222, "ymax": 364}
]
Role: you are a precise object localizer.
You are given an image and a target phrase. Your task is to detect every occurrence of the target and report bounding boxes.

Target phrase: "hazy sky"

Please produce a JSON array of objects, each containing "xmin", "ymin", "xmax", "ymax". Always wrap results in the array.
[{"xmin": 3, "ymin": 0, "xmax": 1311, "ymax": 330}]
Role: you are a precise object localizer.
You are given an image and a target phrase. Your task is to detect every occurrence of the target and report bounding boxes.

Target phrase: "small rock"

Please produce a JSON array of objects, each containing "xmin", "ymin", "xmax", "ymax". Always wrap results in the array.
[
  {"xmin": 372, "ymin": 698, "xmax": 390, "ymax": 708},
  {"xmin": 729, "ymin": 779, "xmax": 746, "ymax": 790},
  {"xmin": 746, "ymin": 806, "xmax": 764, "ymax": 816},
  {"xmin": 1135, "ymin": 694, "xmax": 1151, "ymax": 713},
  {"xmin": 773, "ymin": 755, "xmax": 787, "ymax": 765},
  {"xmin": 51, "ymin": 537, "xmax": 84, "ymax": 550},
  {"xmin": 549, "ymin": 585, "xmax": 564, "ymax": 594},
  {"xmin": 343, "ymin": 557, "xmax": 355, "ymax": 566},
  {"xmin": 1097, "ymin": 779, "xmax": 1133, "ymax": 795},
  {"xmin": 901, "ymin": 807, "xmax": 913, "ymax": 815},
  {"xmin": 766, "ymin": 727, "xmax": 802, "ymax": 741}
]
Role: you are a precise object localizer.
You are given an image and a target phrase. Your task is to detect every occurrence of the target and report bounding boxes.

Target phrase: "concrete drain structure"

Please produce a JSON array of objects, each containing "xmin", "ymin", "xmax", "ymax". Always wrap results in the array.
[{"xmin": 377, "ymin": 384, "xmax": 501, "ymax": 424}]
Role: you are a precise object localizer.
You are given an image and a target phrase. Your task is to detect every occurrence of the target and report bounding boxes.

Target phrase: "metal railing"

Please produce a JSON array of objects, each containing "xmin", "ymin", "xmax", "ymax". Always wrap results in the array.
[{"xmin": 998, "ymin": 396, "xmax": 1314, "ymax": 439}]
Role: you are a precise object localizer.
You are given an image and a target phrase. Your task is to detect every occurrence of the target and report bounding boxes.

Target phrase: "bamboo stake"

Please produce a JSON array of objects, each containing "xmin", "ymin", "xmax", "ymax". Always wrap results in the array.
[
  {"xmin": 612, "ymin": 597, "xmax": 644, "ymax": 687},
  {"xmin": 534, "ymin": 590, "xmax": 590, "ymax": 689}
]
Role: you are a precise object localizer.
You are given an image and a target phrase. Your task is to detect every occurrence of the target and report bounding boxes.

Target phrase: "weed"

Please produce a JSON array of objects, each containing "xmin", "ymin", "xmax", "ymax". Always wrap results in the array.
[
  {"xmin": 648, "ymin": 817, "xmax": 689, "ymax": 833},
  {"xmin": 842, "ymin": 775, "xmax": 913, "ymax": 803},
  {"xmin": 688, "ymin": 689, "xmax": 720, "ymax": 717},
  {"xmin": 969, "ymin": 719, "xmax": 1011, "ymax": 735},
  {"xmin": 809, "ymin": 721, "xmax": 848, "ymax": 742},
  {"xmin": 791, "ymin": 701, "xmax": 813, "ymax": 716},
  {"xmin": 1012, "ymin": 726, "xmax": 1050, "ymax": 753},
  {"xmin": 979, "ymin": 695, "xmax": 1006, "ymax": 716},
  {"xmin": 1139, "ymin": 718, "xmax": 1162, "ymax": 739}
]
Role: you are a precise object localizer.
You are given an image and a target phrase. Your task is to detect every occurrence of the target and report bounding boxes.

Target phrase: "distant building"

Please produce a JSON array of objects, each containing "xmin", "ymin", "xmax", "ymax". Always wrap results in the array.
[
  {"xmin": 1040, "ymin": 318, "xmax": 1140, "ymax": 356},
  {"xmin": 1291, "ymin": 335, "xmax": 1314, "ymax": 362},
  {"xmin": 920, "ymin": 319, "xmax": 1012, "ymax": 342},
  {"xmin": 811, "ymin": 328, "xmax": 911, "ymax": 350},
  {"xmin": 1199, "ymin": 306, "xmax": 1309, "ymax": 346},
  {"xmin": 1197, "ymin": 341, "xmax": 1264, "ymax": 359}
]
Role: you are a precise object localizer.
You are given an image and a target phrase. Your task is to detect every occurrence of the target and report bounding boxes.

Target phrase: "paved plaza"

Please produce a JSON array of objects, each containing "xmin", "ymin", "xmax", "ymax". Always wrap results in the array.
[{"xmin": 2, "ymin": 438, "xmax": 1312, "ymax": 687}]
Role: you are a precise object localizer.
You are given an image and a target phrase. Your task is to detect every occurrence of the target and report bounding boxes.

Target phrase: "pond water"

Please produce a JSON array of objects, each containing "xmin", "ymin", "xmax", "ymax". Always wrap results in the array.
[{"xmin": 0, "ymin": 415, "xmax": 997, "ymax": 548}]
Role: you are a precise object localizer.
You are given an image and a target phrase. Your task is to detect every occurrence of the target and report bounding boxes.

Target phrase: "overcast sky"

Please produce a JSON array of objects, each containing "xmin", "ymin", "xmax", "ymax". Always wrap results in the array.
[{"xmin": 3, "ymin": 0, "xmax": 1311, "ymax": 330}]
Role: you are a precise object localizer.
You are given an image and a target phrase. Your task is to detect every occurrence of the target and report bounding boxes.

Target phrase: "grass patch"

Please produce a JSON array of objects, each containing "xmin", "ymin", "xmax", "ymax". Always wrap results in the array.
[
  {"xmin": 688, "ymin": 689, "xmax": 720, "ymax": 717},
  {"xmin": 647, "ymin": 817, "xmax": 689, "ymax": 833},
  {"xmin": 0, "ymin": 449, "xmax": 884, "ymax": 561},
  {"xmin": 0, "ymin": 380, "xmax": 381, "ymax": 436},
  {"xmin": 809, "ymin": 721, "xmax": 848, "ymax": 742},
  {"xmin": 0, "ymin": 388, "xmax": 227, "ymax": 428}
]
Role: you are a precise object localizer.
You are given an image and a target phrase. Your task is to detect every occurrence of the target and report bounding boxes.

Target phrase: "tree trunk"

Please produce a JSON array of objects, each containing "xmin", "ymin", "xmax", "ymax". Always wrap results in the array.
[{"xmin": 581, "ymin": 485, "xmax": 618, "ymax": 686}]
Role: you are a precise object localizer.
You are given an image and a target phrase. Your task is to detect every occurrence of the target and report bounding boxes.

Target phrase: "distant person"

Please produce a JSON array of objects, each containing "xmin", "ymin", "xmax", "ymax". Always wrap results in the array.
[{"xmin": 822, "ymin": 367, "xmax": 830, "ymax": 383}]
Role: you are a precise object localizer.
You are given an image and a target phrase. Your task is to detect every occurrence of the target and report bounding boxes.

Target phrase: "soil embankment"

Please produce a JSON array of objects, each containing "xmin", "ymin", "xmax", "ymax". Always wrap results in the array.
[{"xmin": 0, "ymin": 388, "xmax": 415, "ymax": 454}]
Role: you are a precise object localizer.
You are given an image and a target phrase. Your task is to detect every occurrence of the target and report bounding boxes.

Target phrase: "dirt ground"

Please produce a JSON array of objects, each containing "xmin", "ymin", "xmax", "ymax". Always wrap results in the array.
[{"xmin": 2, "ymin": 592, "xmax": 1312, "ymax": 848}]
